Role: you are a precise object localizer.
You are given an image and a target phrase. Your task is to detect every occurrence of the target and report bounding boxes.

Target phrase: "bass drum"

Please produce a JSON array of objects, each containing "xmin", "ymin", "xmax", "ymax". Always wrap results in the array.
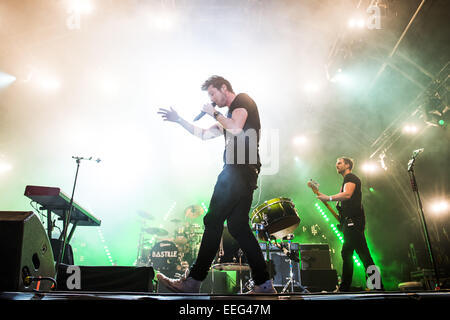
[
  {"xmin": 251, "ymin": 197, "xmax": 300, "ymax": 241},
  {"xmin": 148, "ymin": 240, "xmax": 181, "ymax": 277}
]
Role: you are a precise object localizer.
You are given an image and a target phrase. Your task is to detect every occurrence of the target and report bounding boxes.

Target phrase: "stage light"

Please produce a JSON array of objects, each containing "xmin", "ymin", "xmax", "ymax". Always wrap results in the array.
[
  {"xmin": 348, "ymin": 17, "xmax": 365, "ymax": 29},
  {"xmin": 0, "ymin": 71, "xmax": 16, "ymax": 89},
  {"xmin": 362, "ymin": 162, "xmax": 379, "ymax": 173},
  {"xmin": 293, "ymin": 135, "xmax": 308, "ymax": 146},
  {"xmin": 403, "ymin": 125, "xmax": 418, "ymax": 134},
  {"xmin": 369, "ymin": 187, "xmax": 375, "ymax": 193},
  {"xmin": 330, "ymin": 71, "xmax": 353, "ymax": 86},
  {"xmin": 98, "ymin": 228, "xmax": 114, "ymax": 266},
  {"xmin": 430, "ymin": 200, "xmax": 449, "ymax": 215},
  {"xmin": 379, "ymin": 152, "xmax": 388, "ymax": 171},
  {"xmin": 201, "ymin": 202, "xmax": 209, "ymax": 214}
]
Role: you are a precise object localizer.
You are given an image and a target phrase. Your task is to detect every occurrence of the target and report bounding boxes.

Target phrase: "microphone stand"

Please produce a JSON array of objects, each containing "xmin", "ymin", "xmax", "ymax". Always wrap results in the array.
[
  {"xmin": 407, "ymin": 153, "xmax": 440, "ymax": 289},
  {"xmin": 55, "ymin": 156, "xmax": 92, "ymax": 282}
]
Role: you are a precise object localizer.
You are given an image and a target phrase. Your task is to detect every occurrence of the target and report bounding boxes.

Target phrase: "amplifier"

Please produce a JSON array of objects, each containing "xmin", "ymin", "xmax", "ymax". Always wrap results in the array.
[
  {"xmin": 259, "ymin": 242, "xmax": 300, "ymax": 287},
  {"xmin": 299, "ymin": 244, "xmax": 332, "ymax": 270}
]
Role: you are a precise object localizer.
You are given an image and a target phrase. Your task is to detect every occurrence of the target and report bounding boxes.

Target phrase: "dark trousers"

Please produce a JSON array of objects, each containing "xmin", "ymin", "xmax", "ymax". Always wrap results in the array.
[
  {"xmin": 340, "ymin": 226, "xmax": 383, "ymax": 290},
  {"xmin": 189, "ymin": 165, "xmax": 270, "ymax": 285}
]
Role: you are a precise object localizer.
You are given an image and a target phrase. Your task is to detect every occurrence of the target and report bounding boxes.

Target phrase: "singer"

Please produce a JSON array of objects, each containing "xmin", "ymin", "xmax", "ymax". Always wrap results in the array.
[
  {"xmin": 157, "ymin": 75, "xmax": 275, "ymax": 294},
  {"xmin": 316, "ymin": 157, "xmax": 384, "ymax": 291}
]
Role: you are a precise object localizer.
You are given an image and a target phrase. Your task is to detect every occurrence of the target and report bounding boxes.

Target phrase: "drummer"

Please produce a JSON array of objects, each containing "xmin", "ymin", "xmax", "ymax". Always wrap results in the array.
[{"xmin": 157, "ymin": 75, "xmax": 275, "ymax": 294}]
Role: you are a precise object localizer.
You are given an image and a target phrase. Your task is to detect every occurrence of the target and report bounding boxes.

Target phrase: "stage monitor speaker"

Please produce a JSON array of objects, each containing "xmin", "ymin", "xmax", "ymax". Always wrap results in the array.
[
  {"xmin": 300, "ymin": 269, "xmax": 338, "ymax": 292},
  {"xmin": 56, "ymin": 265, "xmax": 154, "ymax": 292},
  {"xmin": 0, "ymin": 211, "xmax": 55, "ymax": 291},
  {"xmin": 299, "ymin": 244, "xmax": 332, "ymax": 270}
]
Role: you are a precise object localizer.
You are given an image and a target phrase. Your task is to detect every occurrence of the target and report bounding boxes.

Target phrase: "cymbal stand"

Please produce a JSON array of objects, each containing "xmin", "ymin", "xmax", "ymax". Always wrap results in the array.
[
  {"xmin": 246, "ymin": 223, "xmax": 271, "ymax": 292},
  {"xmin": 237, "ymin": 249, "xmax": 245, "ymax": 294},
  {"xmin": 135, "ymin": 230, "xmax": 145, "ymax": 266},
  {"xmin": 211, "ymin": 233, "xmax": 225, "ymax": 294}
]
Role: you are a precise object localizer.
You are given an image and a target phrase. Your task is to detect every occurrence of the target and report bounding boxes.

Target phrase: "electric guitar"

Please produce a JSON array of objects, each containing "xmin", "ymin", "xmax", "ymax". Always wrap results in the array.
[{"xmin": 307, "ymin": 179, "xmax": 341, "ymax": 223}]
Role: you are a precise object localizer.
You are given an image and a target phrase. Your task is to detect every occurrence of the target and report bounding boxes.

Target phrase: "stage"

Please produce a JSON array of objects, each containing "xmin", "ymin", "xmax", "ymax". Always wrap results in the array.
[
  {"xmin": 1, "ymin": 3, "xmax": 449, "ymax": 317},
  {"xmin": 1, "ymin": 289, "xmax": 449, "ymax": 318},
  {"xmin": 2, "ymin": 289, "xmax": 450, "ymax": 301}
]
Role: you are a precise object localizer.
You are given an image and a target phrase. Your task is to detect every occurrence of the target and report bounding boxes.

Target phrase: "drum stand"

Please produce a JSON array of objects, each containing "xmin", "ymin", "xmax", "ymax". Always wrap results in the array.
[
  {"xmin": 253, "ymin": 224, "xmax": 308, "ymax": 294},
  {"xmin": 236, "ymin": 249, "xmax": 246, "ymax": 294},
  {"xmin": 212, "ymin": 235, "xmax": 250, "ymax": 294},
  {"xmin": 278, "ymin": 234, "xmax": 309, "ymax": 294},
  {"xmin": 251, "ymin": 224, "xmax": 278, "ymax": 292}
]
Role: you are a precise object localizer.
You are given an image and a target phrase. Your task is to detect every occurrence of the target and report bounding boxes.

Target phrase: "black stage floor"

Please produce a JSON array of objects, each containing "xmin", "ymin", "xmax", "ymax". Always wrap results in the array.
[
  {"xmin": 2, "ymin": 290, "xmax": 449, "ymax": 318},
  {"xmin": 2, "ymin": 290, "xmax": 450, "ymax": 301}
]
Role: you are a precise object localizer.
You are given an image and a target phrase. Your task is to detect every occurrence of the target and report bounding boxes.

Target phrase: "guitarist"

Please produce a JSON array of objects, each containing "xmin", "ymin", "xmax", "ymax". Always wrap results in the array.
[{"xmin": 316, "ymin": 157, "xmax": 383, "ymax": 291}]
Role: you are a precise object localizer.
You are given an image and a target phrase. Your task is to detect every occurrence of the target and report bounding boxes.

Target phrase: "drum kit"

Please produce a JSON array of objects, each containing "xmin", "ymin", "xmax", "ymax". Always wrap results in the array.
[
  {"xmin": 137, "ymin": 197, "xmax": 305, "ymax": 293},
  {"xmin": 135, "ymin": 205, "xmax": 205, "ymax": 277}
]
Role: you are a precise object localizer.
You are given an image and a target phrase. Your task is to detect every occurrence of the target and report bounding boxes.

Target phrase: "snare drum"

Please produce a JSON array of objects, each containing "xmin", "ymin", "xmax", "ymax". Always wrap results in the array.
[{"xmin": 251, "ymin": 197, "xmax": 300, "ymax": 241}]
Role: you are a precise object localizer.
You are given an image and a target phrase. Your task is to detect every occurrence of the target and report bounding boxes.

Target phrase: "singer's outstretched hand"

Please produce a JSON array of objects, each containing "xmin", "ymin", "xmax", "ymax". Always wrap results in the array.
[{"xmin": 158, "ymin": 107, "xmax": 180, "ymax": 122}]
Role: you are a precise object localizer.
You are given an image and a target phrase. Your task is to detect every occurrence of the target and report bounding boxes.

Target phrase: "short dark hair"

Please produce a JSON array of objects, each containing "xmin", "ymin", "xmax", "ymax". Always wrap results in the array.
[
  {"xmin": 201, "ymin": 75, "xmax": 234, "ymax": 93},
  {"xmin": 338, "ymin": 157, "xmax": 354, "ymax": 170}
]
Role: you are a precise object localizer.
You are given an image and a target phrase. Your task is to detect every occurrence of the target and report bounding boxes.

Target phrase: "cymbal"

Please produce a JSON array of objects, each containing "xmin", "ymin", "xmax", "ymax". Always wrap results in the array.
[
  {"xmin": 184, "ymin": 205, "xmax": 204, "ymax": 219},
  {"xmin": 142, "ymin": 227, "xmax": 168, "ymax": 236},
  {"xmin": 137, "ymin": 210, "xmax": 154, "ymax": 220},
  {"xmin": 169, "ymin": 218, "xmax": 182, "ymax": 223},
  {"xmin": 212, "ymin": 263, "xmax": 250, "ymax": 271}
]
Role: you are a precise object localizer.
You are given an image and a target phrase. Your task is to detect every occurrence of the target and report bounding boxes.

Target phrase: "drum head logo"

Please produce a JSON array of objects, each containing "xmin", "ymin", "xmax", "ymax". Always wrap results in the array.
[{"xmin": 152, "ymin": 251, "xmax": 178, "ymax": 258}]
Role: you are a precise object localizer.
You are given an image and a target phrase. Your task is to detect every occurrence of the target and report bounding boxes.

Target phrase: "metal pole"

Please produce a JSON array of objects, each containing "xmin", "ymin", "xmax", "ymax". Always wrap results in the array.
[
  {"xmin": 55, "ymin": 158, "xmax": 81, "ymax": 280},
  {"xmin": 408, "ymin": 161, "xmax": 440, "ymax": 288},
  {"xmin": 369, "ymin": 0, "xmax": 427, "ymax": 89}
]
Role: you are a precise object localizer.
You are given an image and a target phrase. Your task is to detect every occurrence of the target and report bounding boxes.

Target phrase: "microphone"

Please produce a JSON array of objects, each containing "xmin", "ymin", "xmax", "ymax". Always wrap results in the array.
[
  {"xmin": 72, "ymin": 156, "xmax": 101, "ymax": 163},
  {"xmin": 193, "ymin": 102, "xmax": 216, "ymax": 121},
  {"xmin": 412, "ymin": 148, "xmax": 424, "ymax": 157},
  {"xmin": 408, "ymin": 148, "xmax": 424, "ymax": 172}
]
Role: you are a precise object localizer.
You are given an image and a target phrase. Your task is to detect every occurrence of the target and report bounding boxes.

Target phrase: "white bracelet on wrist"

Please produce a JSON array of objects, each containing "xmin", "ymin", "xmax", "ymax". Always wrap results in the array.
[{"xmin": 329, "ymin": 196, "xmax": 332, "ymax": 202}]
